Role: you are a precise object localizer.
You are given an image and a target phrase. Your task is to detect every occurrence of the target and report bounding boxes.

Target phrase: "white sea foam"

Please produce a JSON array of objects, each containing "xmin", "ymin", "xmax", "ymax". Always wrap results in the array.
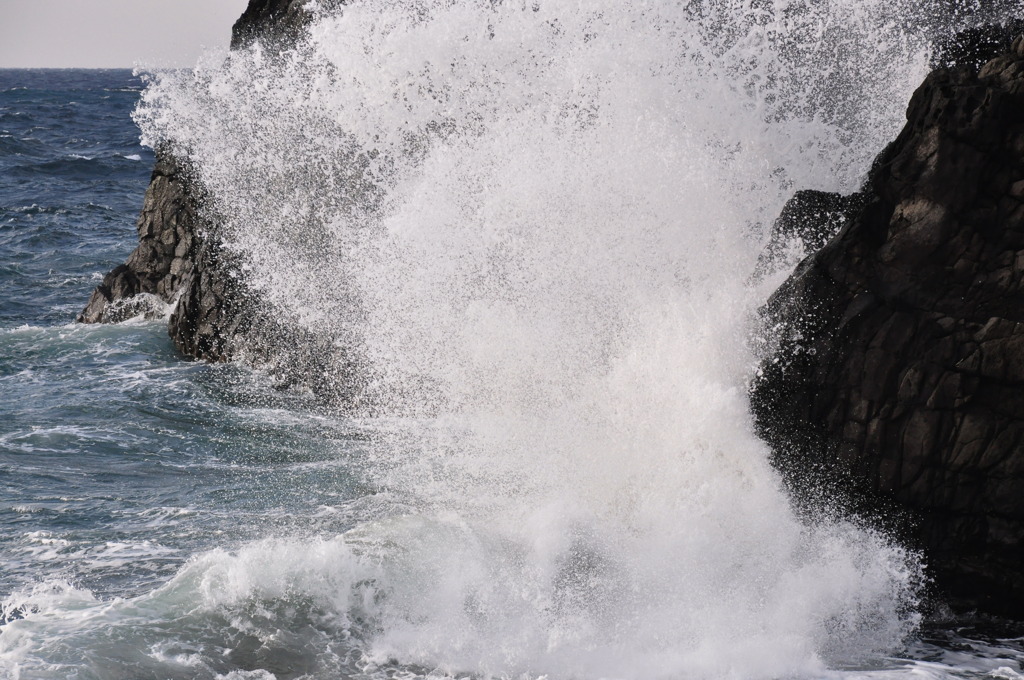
[{"xmin": 125, "ymin": 1, "xmax": 946, "ymax": 676}]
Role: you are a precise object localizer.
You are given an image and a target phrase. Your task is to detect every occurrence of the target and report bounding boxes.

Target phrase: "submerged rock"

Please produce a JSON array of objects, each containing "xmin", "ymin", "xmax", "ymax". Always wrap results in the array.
[{"xmin": 752, "ymin": 37, "xmax": 1024, "ymax": 617}]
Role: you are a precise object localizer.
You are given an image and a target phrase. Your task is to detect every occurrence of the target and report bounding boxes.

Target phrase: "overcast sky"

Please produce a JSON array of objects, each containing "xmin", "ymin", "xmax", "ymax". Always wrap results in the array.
[{"xmin": 0, "ymin": 0, "xmax": 251, "ymax": 68}]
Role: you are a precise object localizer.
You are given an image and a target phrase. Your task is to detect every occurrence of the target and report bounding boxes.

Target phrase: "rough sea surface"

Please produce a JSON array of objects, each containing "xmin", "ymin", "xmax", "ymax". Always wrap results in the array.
[
  {"xmin": 0, "ymin": 49, "xmax": 1022, "ymax": 680},
  {"xmin": 0, "ymin": 69, "xmax": 379, "ymax": 679}
]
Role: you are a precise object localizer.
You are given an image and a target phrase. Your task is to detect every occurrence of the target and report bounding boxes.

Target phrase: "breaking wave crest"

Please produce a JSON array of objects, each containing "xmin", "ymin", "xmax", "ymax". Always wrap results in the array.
[{"xmin": 3, "ymin": 1, "xmax": 965, "ymax": 677}]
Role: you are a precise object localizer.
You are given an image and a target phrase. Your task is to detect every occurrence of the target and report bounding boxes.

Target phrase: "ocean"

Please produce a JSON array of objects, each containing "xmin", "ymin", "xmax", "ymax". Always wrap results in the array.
[{"xmin": 0, "ymin": 3, "xmax": 1023, "ymax": 679}]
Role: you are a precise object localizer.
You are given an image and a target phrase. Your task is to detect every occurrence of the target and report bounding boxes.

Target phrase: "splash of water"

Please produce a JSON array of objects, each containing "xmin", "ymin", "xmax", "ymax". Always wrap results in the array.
[{"xmin": 127, "ymin": 0, "xmax": 942, "ymax": 677}]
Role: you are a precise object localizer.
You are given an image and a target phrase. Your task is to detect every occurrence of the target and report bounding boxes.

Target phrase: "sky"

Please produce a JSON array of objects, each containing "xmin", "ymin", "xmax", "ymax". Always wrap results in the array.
[{"xmin": 0, "ymin": 0, "xmax": 251, "ymax": 68}]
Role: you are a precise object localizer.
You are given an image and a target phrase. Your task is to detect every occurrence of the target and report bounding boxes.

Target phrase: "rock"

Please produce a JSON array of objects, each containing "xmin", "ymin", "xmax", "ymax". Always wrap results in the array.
[
  {"xmin": 230, "ymin": 0, "xmax": 315, "ymax": 50},
  {"xmin": 230, "ymin": 0, "xmax": 349, "ymax": 50},
  {"xmin": 78, "ymin": 0, "xmax": 368, "ymax": 404},
  {"xmin": 79, "ymin": 0, "xmax": 321, "ymax": 333},
  {"xmin": 77, "ymin": 146, "xmax": 261, "ymax": 362},
  {"xmin": 752, "ymin": 36, "xmax": 1024, "ymax": 616},
  {"xmin": 753, "ymin": 190, "xmax": 868, "ymax": 280},
  {"xmin": 78, "ymin": 151, "xmax": 202, "ymax": 325},
  {"xmin": 932, "ymin": 18, "xmax": 1024, "ymax": 71},
  {"xmin": 78, "ymin": 0, "xmax": 331, "ymax": 369}
]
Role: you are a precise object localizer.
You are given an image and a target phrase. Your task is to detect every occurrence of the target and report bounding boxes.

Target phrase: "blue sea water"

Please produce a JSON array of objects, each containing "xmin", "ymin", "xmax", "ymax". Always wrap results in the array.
[
  {"xmin": 0, "ymin": 67, "xmax": 1022, "ymax": 680},
  {"xmin": 0, "ymin": 70, "xmax": 379, "ymax": 678}
]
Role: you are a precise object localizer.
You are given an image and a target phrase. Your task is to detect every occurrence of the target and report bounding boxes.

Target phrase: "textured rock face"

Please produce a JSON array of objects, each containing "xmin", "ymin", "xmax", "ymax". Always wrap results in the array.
[
  {"xmin": 752, "ymin": 39, "xmax": 1024, "ymax": 616},
  {"xmin": 79, "ymin": 0, "xmax": 364, "ymax": 402},
  {"xmin": 77, "ymin": 149, "xmax": 250, "ymax": 361},
  {"xmin": 79, "ymin": 0, "xmax": 316, "ymax": 360},
  {"xmin": 230, "ymin": 0, "xmax": 314, "ymax": 50},
  {"xmin": 78, "ymin": 152, "xmax": 202, "ymax": 325}
]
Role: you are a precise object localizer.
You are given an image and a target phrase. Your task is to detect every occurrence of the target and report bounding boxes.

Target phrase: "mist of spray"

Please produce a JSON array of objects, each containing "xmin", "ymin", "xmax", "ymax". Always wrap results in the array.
[{"xmin": 133, "ymin": 1, "xmax": 937, "ymax": 676}]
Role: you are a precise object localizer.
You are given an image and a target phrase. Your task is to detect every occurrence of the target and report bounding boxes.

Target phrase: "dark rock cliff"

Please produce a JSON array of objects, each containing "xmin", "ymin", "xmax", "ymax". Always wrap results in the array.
[
  {"xmin": 79, "ymin": 0, "xmax": 363, "ymax": 403},
  {"xmin": 78, "ymin": 151, "xmax": 202, "ymax": 325},
  {"xmin": 77, "ymin": 150, "xmax": 257, "ymax": 361},
  {"xmin": 230, "ymin": 0, "xmax": 317, "ymax": 50},
  {"xmin": 78, "ymin": 0, "xmax": 314, "ymax": 362},
  {"xmin": 752, "ymin": 37, "xmax": 1024, "ymax": 617}
]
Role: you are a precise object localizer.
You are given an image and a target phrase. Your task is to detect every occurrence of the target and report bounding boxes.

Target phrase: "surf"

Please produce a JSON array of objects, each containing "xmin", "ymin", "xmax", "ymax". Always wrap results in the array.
[{"xmin": 1, "ymin": 1, "xmax": 969, "ymax": 677}]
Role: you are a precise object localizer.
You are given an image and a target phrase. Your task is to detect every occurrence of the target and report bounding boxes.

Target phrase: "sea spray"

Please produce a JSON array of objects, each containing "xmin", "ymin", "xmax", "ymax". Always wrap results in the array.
[
  {"xmin": 135, "ymin": 0, "xmax": 931, "ymax": 359},
  {"xmin": 23, "ymin": 0, "xmax": 947, "ymax": 677}
]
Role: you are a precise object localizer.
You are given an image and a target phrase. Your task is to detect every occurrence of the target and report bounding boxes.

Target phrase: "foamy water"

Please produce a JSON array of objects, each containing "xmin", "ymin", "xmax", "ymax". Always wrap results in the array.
[{"xmin": 3, "ymin": 3, "xmax": 1023, "ymax": 679}]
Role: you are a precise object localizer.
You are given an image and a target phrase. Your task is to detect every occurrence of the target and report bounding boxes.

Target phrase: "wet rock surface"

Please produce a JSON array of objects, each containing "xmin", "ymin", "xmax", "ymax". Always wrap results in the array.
[
  {"xmin": 78, "ymin": 0, "xmax": 367, "ymax": 407},
  {"xmin": 752, "ymin": 38, "xmax": 1024, "ymax": 617},
  {"xmin": 753, "ymin": 190, "xmax": 869, "ymax": 280},
  {"xmin": 78, "ymin": 152, "xmax": 203, "ymax": 325},
  {"xmin": 932, "ymin": 18, "xmax": 1024, "ymax": 71},
  {"xmin": 230, "ymin": 0, "xmax": 316, "ymax": 50},
  {"xmin": 76, "ymin": 149, "xmax": 255, "ymax": 362},
  {"xmin": 79, "ymin": 0, "xmax": 313, "ymax": 363}
]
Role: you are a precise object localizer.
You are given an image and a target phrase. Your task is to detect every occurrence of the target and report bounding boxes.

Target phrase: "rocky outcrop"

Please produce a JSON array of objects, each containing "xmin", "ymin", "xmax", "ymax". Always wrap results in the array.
[
  {"xmin": 78, "ymin": 152, "xmax": 203, "ymax": 325},
  {"xmin": 77, "ymin": 147, "xmax": 256, "ymax": 361},
  {"xmin": 79, "ymin": 0, "xmax": 316, "ymax": 361},
  {"xmin": 753, "ymin": 190, "xmax": 869, "ymax": 280},
  {"xmin": 78, "ymin": 0, "xmax": 370, "ymax": 370},
  {"xmin": 752, "ymin": 37, "xmax": 1024, "ymax": 617},
  {"xmin": 79, "ymin": 0, "xmax": 366, "ymax": 405},
  {"xmin": 230, "ymin": 0, "xmax": 316, "ymax": 50}
]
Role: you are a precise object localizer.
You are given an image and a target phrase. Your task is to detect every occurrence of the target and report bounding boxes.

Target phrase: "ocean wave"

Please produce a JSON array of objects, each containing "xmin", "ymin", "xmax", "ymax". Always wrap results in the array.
[
  {"xmin": 0, "ymin": 135, "xmax": 49, "ymax": 156},
  {"xmin": 0, "ymin": 522, "xmax": 984, "ymax": 680}
]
